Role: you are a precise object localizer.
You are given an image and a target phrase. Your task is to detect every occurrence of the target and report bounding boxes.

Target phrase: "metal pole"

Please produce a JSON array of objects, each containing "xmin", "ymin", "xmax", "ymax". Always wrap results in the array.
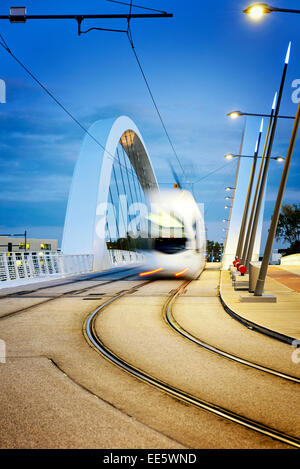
[
  {"xmin": 255, "ymin": 99, "xmax": 300, "ymax": 296},
  {"xmin": 235, "ymin": 123, "xmax": 262, "ymax": 260},
  {"xmin": 223, "ymin": 119, "xmax": 246, "ymax": 256},
  {"xmin": 244, "ymin": 107, "xmax": 275, "ymax": 269},
  {"xmin": 237, "ymin": 44, "xmax": 290, "ymax": 263},
  {"xmin": 0, "ymin": 13, "xmax": 173, "ymax": 20},
  {"xmin": 240, "ymin": 119, "xmax": 264, "ymax": 264}
]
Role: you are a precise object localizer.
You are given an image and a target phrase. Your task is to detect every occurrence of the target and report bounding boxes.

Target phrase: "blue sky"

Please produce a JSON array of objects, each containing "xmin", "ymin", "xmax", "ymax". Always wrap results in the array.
[{"xmin": 0, "ymin": 0, "xmax": 299, "ymax": 250}]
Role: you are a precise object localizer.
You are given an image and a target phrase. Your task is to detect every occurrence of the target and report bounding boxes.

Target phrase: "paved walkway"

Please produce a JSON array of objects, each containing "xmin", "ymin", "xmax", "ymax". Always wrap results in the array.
[
  {"xmin": 267, "ymin": 266, "xmax": 300, "ymax": 292},
  {"xmin": 220, "ymin": 265, "xmax": 300, "ymax": 341}
]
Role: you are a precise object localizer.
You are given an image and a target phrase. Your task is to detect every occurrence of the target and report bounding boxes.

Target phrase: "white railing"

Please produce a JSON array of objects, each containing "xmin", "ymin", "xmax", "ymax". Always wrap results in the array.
[
  {"xmin": 0, "ymin": 252, "xmax": 94, "ymax": 283},
  {"xmin": 108, "ymin": 249, "xmax": 144, "ymax": 265}
]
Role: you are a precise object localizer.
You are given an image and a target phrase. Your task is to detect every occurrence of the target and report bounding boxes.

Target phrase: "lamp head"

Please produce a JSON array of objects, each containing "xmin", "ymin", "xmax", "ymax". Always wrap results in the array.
[
  {"xmin": 243, "ymin": 3, "xmax": 272, "ymax": 20},
  {"xmin": 227, "ymin": 111, "xmax": 242, "ymax": 119}
]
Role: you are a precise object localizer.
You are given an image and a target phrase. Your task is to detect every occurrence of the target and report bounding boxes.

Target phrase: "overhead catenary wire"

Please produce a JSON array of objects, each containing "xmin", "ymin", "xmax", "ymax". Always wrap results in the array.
[
  {"xmin": 126, "ymin": 23, "xmax": 187, "ymax": 182},
  {"xmin": 1, "ymin": 13, "xmax": 203, "ymax": 191},
  {"xmin": 0, "ymin": 32, "xmax": 145, "ymax": 182},
  {"xmin": 107, "ymin": 0, "xmax": 167, "ymax": 15}
]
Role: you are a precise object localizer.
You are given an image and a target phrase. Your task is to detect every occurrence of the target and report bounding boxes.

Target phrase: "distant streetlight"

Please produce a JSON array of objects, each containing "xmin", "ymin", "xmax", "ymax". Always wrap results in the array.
[
  {"xmin": 225, "ymin": 196, "xmax": 233, "ymax": 200},
  {"xmin": 244, "ymin": 3, "xmax": 300, "ymax": 20},
  {"xmin": 227, "ymin": 110, "xmax": 294, "ymax": 119},
  {"xmin": 225, "ymin": 186, "xmax": 235, "ymax": 191},
  {"xmin": 224, "ymin": 153, "xmax": 234, "ymax": 160},
  {"xmin": 224, "ymin": 205, "xmax": 230, "ymax": 209},
  {"xmin": 224, "ymin": 153, "xmax": 284, "ymax": 161}
]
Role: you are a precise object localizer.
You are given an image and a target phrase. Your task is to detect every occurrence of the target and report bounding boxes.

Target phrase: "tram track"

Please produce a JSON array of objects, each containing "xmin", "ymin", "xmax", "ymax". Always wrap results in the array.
[
  {"xmin": 0, "ymin": 268, "xmax": 139, "ymax": 320},
  {"xmin": 84, "ymin": 279, "xmax": 300, "ymax": 449},
  {"xmin": 164, "ymin": 280, "xmax": 300, "ymax": 384}
]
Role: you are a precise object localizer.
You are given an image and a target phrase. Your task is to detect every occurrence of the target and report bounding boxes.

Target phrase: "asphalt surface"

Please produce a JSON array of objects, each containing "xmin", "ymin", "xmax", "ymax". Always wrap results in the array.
[{"xmin": 0, "ymin": 265, "xmax": 299, "ymax": 448}]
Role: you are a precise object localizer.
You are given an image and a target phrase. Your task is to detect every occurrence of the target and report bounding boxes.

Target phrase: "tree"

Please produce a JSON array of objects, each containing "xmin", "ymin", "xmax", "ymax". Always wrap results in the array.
[
  {"xmin": 276, "ymin": 204, "xmax": 300, "ymax": 255},
  {"xmin": 206, "ymin": 240, "xmax": 224, "ymax": 262}
]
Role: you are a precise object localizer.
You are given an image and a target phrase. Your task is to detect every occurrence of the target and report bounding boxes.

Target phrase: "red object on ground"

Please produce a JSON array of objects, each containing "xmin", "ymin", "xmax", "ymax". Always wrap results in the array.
[
  {"xmin": 233, "ymin": 260, "xmax": 237, "ymax": 266},
  {"xmin": 235, "ymin": 262, "xmax": 241, "ymax": 269},
  {"xmin": 238, "ymin": 265, "xmax": 247, "ymax": 275}
]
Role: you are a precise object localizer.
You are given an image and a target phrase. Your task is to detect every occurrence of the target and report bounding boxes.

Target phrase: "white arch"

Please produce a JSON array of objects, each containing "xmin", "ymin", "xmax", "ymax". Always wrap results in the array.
[{"xmin": 62, "ymin": 116, "xmax": 158, "ymax": 270}]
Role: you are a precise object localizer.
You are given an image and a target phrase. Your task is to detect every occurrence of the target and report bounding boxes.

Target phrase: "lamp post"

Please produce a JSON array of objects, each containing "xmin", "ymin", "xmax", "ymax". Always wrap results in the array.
[
  {"xmin": 225, "ymin": 153, "xmax": 284, "ymax": 161},
  {"xmin": 243, "ymin": 94, "xmax": 277, "ymax": 270},
  {"xmin": 255, "ymin": 100, "xmax": 300, "ymax": 296},
  {"xmin": 248, "ymin": 44, "xmax": 291, "ymax": 295},
  {"xmin": 235, "ymin": 120, "xmax": 263, "ymax": 260},
  {"xmin": 225, "ymin": 144, "xmax": 284, "ymax": 266},
  {"xmin": 0, "ymin": 231, "xmax": 27, "ymax": 252},
  {"xmin": 222, "ymin": 120, "xmax": 246, "ymax": 260},
  {"xmin": 227, "ymin": 111, "xmax": 294, "ymax": 120}
]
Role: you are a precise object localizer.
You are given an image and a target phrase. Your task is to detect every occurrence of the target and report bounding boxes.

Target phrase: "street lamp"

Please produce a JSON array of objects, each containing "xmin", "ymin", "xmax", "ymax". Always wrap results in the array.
[
  {"xmin": 244, "ymin": 3, "xmax": 300, "ymax": 20},
  {"xmin": 235, "ymin": 119, "xmax": 264, "ymax": 259},
  {"xmin": 224, "ymin": 153, "xmax": 284, "ymax": 161},
  {"xmin": 225, "ymin": 153, "xmax": 234, "ymax": 160},
  {"xmin": 225, "ymin": 186, "xmax": 235, "ymax": 191},
  {"xmin": 243, "ymin": 3, "xmax": 272, "ymax": 20},
  {"xmin": 227, "ymin": 110, "xmax": 294, "ymax": 119}
]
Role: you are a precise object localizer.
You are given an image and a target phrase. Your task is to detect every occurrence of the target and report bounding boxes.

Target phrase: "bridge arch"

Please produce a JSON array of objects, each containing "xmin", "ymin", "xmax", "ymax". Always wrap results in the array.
[{"xmin": 62, "ymin": 116, "xmax": 158, "ymax": 270}]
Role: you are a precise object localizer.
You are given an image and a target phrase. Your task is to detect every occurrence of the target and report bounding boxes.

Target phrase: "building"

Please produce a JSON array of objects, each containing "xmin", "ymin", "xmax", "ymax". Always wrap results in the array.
[{"xmin": 0, "ymin": 236, "xmax": 58, "ymax": 253}]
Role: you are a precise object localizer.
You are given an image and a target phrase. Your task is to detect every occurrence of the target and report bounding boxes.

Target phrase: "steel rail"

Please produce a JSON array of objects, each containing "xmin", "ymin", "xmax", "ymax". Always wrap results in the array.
[
  {"xmin": 0, "ymin": 268, "xmax": 139, "ymax": 320},
  {"xmin": 84, "ymin": 283, "xmax": 300, "ymax": 449},
  {"xmin": 164, "ymin": 281, "xmax": 300, "ymax": 384}
]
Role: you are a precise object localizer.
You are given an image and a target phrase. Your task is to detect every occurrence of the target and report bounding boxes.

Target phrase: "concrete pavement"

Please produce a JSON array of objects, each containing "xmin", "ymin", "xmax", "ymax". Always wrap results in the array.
[
  {"xmin": 220, "ymin": 265, "xmax": 300, "ymax": 341},
  {"xmin": 0, "ymin": 265, "xmax": 299, "ymax": 448}
]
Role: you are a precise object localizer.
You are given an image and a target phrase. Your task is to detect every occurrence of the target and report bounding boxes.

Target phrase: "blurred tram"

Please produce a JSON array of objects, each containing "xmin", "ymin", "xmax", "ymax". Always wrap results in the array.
[{"xmin": 139, "ymin": 189, "xmax": 206, "ymax": 279}]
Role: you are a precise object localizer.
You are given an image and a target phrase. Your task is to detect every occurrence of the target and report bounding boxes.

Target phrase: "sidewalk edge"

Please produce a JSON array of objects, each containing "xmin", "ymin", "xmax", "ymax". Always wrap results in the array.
[{"xmin": 219, "ymin": 271, "xmax": 296, "ymax": 346}]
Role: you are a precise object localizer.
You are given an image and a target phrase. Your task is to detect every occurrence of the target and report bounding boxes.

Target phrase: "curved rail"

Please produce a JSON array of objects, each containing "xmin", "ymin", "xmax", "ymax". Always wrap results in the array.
[
  {"xmin": 164, "ymin": 280, "xmax": 300, "ymax": 384},
  {"xmin": 0, "ymin": 268, "xmax": 139, "ymax": 320},
  {"xmin": 84, "ymin": 283, "xmax": 300, "ymax": 449}
]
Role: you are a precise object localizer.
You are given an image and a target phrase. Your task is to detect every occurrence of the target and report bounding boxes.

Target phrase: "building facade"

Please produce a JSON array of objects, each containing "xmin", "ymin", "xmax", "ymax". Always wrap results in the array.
[{"xmin": 0, "ymin": 236, "xmax": 58, "ymax": 253}]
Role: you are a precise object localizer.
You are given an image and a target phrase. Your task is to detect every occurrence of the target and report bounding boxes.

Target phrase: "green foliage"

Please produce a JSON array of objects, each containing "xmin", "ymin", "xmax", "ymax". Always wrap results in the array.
[
  {"xmin": 207, "ymin": 240, "xmax": 223, "ymax": 262},
  {"xmin": 276, "ymin": 204, "xmax": 300, "ymax": 252}
]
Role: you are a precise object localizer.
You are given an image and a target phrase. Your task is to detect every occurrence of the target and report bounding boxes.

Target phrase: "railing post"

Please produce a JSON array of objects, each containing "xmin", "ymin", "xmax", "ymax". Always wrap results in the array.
[{"xmin": 3, "ymin": 253, "xmax": 10, "ymax": 281}]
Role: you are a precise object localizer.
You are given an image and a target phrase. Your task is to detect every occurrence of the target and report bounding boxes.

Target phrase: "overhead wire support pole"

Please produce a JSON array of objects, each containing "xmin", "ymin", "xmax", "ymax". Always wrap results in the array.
[
  {"xmin": 0, "ymin": 13, "xmax": 173, "ymax": 19},
  {"xmin": 1, "ymin": 10, "xmax": 173, "ymax": 35}
]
